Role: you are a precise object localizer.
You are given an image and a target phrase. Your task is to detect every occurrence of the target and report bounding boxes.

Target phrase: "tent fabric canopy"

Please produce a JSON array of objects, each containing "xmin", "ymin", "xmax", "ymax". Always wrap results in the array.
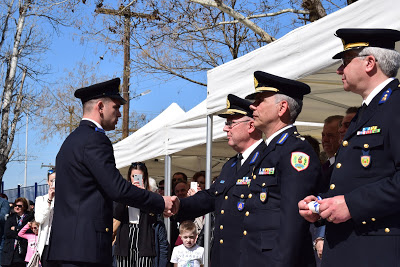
[
  {"xmin": 206, "ymin": 0, "xmax": 400, "ymax": 119},
  {"xmin": 114, "ymin": 0, "xmax": 400, "ymax": 180}
]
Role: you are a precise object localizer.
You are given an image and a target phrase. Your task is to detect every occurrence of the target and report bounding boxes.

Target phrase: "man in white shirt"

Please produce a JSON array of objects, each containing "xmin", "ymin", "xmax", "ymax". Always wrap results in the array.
[{"xmin": 35, "ymin": 169, "xmax": 56, "ymax": 267}]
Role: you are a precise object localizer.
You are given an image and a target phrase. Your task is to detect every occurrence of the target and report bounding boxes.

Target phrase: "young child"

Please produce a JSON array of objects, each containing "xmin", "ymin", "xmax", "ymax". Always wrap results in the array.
[
  {"xmin": 171, "ymin": 220, "xmax": 204, "ymax": 267},
  {"xmin": 18, "ymin": 220, "xmax": 40, "ymax": 264}
]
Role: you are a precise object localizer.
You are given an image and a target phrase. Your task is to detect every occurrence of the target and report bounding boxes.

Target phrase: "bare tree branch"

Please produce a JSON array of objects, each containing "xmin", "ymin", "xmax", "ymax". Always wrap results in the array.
[{"xmin": 190, "ymin": 0, "xmax": 276, "ymax": 43}]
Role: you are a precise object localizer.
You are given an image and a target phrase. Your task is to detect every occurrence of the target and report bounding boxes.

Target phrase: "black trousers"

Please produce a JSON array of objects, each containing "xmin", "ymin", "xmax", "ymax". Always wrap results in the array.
[{"xmin": 41, "ymin": 245, "xmax": 58, "ymax": 267}]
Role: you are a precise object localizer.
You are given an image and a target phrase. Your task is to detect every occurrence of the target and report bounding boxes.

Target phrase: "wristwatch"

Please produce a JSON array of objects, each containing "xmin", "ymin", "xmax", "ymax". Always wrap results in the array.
[{"xmin": 313, "ymin": 237, "xmax": 324, "ymax": 251}]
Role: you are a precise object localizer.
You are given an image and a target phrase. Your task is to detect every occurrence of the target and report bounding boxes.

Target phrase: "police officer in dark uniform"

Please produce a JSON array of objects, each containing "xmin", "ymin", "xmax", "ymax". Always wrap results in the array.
[
  {"xmin": 245, "ymin": 71, "xmax": 320, "ymax": 267},
  {"xmin": 299, "ymin": 29, "xmax": 400, "ymax": 267},
  {"xmin": 175, "ymin": 94, "xmax": 265, "ymax": 267},
  {"xmin": 48, "ymin": 78, "xmax": 175, "ymax": 267}
]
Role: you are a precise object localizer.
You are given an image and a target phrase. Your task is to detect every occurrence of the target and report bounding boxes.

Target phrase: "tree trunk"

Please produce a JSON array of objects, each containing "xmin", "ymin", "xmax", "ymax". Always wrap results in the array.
[
  {"xmin": 301, "ymin": 0, "xmax": 327, "ymax": 22},
  {"xmin": 0, "ymin": 0, "xmax": 30, "ymax": 183}
]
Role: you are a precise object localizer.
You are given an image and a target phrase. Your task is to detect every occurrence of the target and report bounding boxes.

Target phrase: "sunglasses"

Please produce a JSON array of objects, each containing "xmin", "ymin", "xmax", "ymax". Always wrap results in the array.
[
  {"xmin": 15, "ymin": 205, "xmax": 23, "ymax": 208},
  {"xmin": 131, "ymin": 162, "xmax": 145, "ymax": 167},
  {"xmin": 48, "ymin": 169, "xmax": 55, "ymax": 175}
]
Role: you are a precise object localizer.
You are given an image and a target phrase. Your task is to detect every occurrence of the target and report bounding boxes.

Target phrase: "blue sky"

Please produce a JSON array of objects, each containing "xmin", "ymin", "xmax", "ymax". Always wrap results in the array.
[
  {"xmin": 2, "ymin": 1, "xmax": 345, "ymax": 190},
  {"xmin": 2, "ymin": 24, "xmax": 206, "ymax": 190}
]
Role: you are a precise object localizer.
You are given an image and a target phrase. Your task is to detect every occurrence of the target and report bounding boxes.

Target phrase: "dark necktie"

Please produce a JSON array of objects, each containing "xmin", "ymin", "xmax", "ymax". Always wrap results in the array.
[
  {"xmin": 237, "ymin": 153, "xmax": 243, "ymax": 172},
  {"xmin": 357, "ymin": 103, "xmax": 367, "ymax": 123}
]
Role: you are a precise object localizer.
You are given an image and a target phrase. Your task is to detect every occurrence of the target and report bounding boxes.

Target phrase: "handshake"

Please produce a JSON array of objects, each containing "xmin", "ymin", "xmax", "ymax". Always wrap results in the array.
[{"xmin": 162, "ymin": 196, "xmax": 180, "ymax": 217}]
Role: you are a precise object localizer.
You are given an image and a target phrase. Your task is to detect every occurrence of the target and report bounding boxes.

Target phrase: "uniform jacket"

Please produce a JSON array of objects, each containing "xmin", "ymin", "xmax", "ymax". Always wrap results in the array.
[
  {"xmin": 178, "ymin": 141, "xmax": 266, "ymax": 267},
  {"xmin": 237, "ymin": 126, "xmax": 319, "ymax": 267},
  {"xmin": 322, "ymin": 79, "xmax": 400, "ymax": 267},
  {"xmin": 48, "ymin": 120, "xmax": 164, "ymax": 264}
]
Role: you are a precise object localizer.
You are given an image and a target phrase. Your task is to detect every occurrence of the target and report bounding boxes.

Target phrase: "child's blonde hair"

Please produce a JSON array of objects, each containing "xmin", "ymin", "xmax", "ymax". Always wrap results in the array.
[{"xmin": 179, "ymin": 220, "xmax": 197, "ymax": 235}]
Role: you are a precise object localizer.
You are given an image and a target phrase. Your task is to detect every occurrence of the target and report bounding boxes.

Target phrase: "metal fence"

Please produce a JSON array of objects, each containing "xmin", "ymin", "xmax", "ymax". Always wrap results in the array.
[{"xmin": 3, "ymin": 183, "xmax": 48, "ymax": 203}]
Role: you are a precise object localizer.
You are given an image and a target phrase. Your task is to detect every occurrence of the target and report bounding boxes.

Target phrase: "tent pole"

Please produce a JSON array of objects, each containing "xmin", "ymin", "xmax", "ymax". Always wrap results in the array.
[
  {"xmin": 204, "ymin": 114, "xmax": 213, "ymax": 267},
  {"xmin": 164, "ymin": 154, "xmax": 172, "ymax": 243}
]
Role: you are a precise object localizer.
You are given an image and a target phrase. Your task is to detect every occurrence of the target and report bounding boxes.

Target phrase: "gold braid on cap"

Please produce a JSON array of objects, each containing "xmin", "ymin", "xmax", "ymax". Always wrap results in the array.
[
  {"xmin": 254, "ymin": 76, "xmax": 279, "ymax": 93},
  {"xmin": 227, "ymin": 109, "xmax": 247, "ymax": 115},
  {"xmin": 255, "ymin": 87, "xmax": 279, "ymax": 93},
  {"xmin": 343, "ymin": 41, "xmax": 370, "ymax": 51}
]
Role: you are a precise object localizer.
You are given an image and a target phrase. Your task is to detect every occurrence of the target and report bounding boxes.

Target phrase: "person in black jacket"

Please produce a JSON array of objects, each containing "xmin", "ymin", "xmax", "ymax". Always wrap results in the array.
[
  {"xmin": 48, "ymin": 78, "xmax": 175, "ymax": 267},
  {"xmin": 1, "ymin": 198, "xmax": 33, "ymax": 267},
  {"xmin": 114, "ymin": 162, "xmax": 169, "ymax": 267}
]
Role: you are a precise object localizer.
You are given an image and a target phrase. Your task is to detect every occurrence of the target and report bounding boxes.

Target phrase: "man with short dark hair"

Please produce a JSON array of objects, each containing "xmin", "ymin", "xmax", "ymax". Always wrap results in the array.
[
  {"xmin": 171, "ymin": 172, "xmax": 188, "ymax": 191},
  {"xmin": 174, "ymin": 182, "xmax": 188, "ymax": 199},
  {"xmin": 299, "ymin": 28, "xmax": 400, "ymax": 266},
  {"xmin": 338, "ymin": 107, "xmax": 358, "ymax": 142},
  {"xmin": 48, "ymin": 78, "xmax": 175, "ymax": 267},
  {"xmin": 319, "ymin": 115, "xmax": 343, "ymax": 193}
]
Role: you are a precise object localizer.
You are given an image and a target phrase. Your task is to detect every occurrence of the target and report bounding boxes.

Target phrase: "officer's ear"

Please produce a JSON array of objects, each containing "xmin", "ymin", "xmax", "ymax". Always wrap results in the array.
[
  {"xmin": 248, "ymin": 120, "xmax": 256, "ymax": 133},
  {"xmin": 365, "ymin": 55, "xmax": 378, "ymax": 74},
  {"xmin": 97, "ymin": 100, "xmax": 105, "ymax": 113},
  {"xmin": 277, "ymin": 100, "xmax": 289, "ymax": 118}
]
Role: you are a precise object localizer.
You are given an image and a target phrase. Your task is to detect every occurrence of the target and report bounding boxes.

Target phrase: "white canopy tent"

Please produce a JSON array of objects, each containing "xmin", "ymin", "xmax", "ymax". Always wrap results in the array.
[
  {"xmin": 114, "ymin": 100, "xmax": 233, "ymax": 179},
  {"xmin": 206, "ymin": 0, "xmax": 400, "ymax": 119},
  {"xmin": 114, "ymin": 0, "xmax": 400, "ymax": 181},
  {"xmin": 113, "ymin": 0, "xmax": 400, "ymax": 264}
]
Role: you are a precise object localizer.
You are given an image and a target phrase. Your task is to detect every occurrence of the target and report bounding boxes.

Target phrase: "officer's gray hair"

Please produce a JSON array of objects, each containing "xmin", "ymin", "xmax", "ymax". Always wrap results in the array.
[
  {"xmin": 358, "ymin": 47, "xmax": 400, "ymax": 77},
  {"xmin": 274, "ymin": 94, "xmax": 303, "ymax": 124}
]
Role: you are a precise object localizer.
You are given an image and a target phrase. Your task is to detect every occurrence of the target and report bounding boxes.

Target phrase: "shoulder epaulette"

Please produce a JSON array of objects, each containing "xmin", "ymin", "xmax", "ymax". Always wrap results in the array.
[
  {"xmin": 249, "ymin": 151, "xmax": 259, "ymax": 164},
  {"xmin": 379, "ymin": 88, "xmax": 392, "ymax": 104},
  {"xmin": 276, "ymin": 133, "xmax": 288, "ymax": 145},
  {"xmin": 95, "ymin": 127, "xmax": 105, "ymax": 134},
  {"xmin": 295, "ymin": 133, "xmax": 305, "ymax": 141}
]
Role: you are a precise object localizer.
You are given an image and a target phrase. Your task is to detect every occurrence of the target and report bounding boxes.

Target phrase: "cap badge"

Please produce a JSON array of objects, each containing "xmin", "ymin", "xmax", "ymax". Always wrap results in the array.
[{"xmin": 254, "ymin": 77, "xmax": 259, "ymax": 88}]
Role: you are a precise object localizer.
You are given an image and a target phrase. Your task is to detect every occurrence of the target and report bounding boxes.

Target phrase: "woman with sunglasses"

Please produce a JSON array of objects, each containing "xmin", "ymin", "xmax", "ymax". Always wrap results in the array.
[
  {"xmin": 113, "ymin": 162, "xmax": 169, "ymax": 267},
  {"xmin": 1, "ymin": 197, "xmax": 33, "ymax": 267},
  {"xmin": 34, "ymin": 168, "xmax": 56, "ymax": 267}
]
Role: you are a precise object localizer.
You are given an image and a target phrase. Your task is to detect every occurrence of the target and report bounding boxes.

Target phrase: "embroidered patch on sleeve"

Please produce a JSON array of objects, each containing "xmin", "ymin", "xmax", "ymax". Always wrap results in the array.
[{"xmin": 291, "ymin": 152, "xmax": 310, "ymax": 172}]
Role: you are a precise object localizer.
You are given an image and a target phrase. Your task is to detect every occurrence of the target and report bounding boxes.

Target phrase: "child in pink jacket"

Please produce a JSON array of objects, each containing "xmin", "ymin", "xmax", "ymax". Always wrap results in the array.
[{"xmin": 18, "ymin": 220, "xmax": 39, "ymax": 263}]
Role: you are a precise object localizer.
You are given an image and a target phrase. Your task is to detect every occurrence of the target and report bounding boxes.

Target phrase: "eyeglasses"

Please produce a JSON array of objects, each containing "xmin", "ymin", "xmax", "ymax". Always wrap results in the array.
[
  {"xmin": 159, "ymin": 187, "xmax": 164, "ymax": 190},
  {"xmin": 224, "ymin": 120, "xmax": 250, "ymax": 129},
  {"xmin": 15, "ymin": 205, "xmax": 23, "ymax": 208},
  {"xmin": 341, "ymin": 55, "xmax": 377, "ymax": 67}
]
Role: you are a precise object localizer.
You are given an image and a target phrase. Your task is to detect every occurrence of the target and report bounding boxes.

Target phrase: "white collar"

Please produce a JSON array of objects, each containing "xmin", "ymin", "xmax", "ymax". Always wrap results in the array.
[
  {"xmin": 241, "ymin": 139, "xmax": 263, "ymax": 165},
  {"xmin": 82, "ymin": 118, "xmax": 103, "ymax": 130},
  {"xmin": 265, "ymin": 125, "xmax": 293, "ymax": 146},
  {"xmin": 363, "ymin": 77, "xmax": 394, "ymax": 106},
  {"xmin": 328, "ymin": 156, "xmax": 335, "ymax": 166}
]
